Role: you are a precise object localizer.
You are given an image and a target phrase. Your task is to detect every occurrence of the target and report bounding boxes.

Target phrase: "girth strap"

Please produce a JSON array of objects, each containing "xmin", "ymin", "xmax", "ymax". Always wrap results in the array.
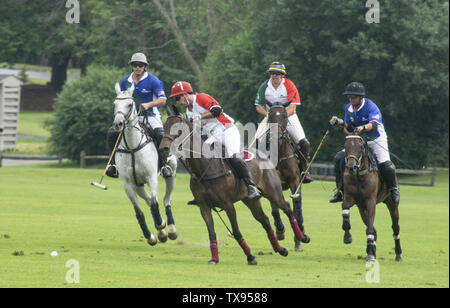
[{"xmin": 117, "ymin": 135, "xmax": 153, "ymax": 186}]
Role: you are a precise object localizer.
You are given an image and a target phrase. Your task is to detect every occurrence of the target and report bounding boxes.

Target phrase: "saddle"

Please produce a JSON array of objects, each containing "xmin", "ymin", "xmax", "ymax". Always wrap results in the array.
[{"xmin": 187, "ymin": 149, "xmax": 255, "ymax": 182}]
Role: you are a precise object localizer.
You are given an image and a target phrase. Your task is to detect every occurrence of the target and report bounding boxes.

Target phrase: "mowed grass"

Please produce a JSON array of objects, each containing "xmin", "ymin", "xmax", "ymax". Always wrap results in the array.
[
  {"xmin": 17, "ymin": 111, "xmax": 52, "ymax": 139},
  {"xmin": 0, "ymin": 164, "xmax": 448, "ymax": 288}
]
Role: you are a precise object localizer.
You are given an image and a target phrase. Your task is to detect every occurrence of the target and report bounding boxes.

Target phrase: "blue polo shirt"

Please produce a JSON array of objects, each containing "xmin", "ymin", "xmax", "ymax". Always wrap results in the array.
[
  {"xmin": 120, "ymin": 72, "xmax": 167, "ymax": 117},
  {"xmin": 344, "ymin": 98, "xmax": 386, "ymax": 140}
]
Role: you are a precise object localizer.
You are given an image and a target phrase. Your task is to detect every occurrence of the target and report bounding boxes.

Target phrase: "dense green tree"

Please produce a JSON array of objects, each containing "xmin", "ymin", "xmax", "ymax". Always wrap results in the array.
[
  {"xmin": 201, "ymin": 0, "xmax": 449, "ymax": 167},
  {"xmin": 46, "ymin": 65, "xmax": 126, "ymax": 161}
]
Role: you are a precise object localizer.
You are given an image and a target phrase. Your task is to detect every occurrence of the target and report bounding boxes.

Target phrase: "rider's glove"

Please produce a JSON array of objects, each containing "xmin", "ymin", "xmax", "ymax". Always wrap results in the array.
[{"xmin": 329, "ymin": 116, "xmax": 343, "ymax": 126}]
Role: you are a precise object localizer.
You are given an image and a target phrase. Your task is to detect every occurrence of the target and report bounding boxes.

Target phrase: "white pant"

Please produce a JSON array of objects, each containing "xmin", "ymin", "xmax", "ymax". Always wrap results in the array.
[
  {"xmin": 368, "ymin": 136, "xmax": 391, "ymax": 164},
  {"xmin": 341, "ymin": 136, "xmax": 391, "ymax": 164},
  {"xmin": 204, "ymin": 124, "xmax": 241, "ymax": 158},
  {"xmin": 138, "ymin": 115, "xmax": 163, "ymax": 129},
  {"xmin": 258, "ymin": 114, "xmax": 306, "ymax": 144}
]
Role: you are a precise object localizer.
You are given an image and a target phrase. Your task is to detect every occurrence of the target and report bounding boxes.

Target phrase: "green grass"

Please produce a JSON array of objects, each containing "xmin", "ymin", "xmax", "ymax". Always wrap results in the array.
[
  {"xmin": 0, "ymin": 165, "xmax": 448, "ymax": 288},
  {"xmin": 17, "ymin": 111, "xmax": 52, "ymax": 139}
]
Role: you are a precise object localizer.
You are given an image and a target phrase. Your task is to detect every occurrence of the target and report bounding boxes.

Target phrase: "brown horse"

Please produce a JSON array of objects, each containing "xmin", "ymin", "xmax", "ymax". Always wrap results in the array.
[
  {"xmin": 159, "ymin": 108, "xmax": 309, "ymax": 265},
  {"xmin": 341, "ymin": 132, "xmax": 402, "ymax": 262},
  {"xmin": 265, "ymin": 102, "xmax": 310, "ymax": 251}
]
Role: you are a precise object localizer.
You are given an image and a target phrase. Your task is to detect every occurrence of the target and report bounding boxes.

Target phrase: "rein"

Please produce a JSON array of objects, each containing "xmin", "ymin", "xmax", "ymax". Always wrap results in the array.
[
  {"xmin": 163, "ymin": 116, "xmax": 231, "ymax": 182},
  {"xmin": 344, "ymin": 135, "xmax": 377, "ymax": 176},
  {"xmin": 115, "ymin": 97, "xmax": 152, "ymax": 186}
]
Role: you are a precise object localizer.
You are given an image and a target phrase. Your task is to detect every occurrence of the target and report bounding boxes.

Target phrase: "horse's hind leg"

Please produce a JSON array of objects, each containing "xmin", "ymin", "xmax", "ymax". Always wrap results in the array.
[
  {"xmin": 163, "ymin": 162, "xmax": 177, "ymax": 240},
  {"xmin": 124, "ymin": 184, "xmax": 157, "ymax": 246},
  {"xmin": 223, "ymin": 203, "xmax": 258, "ymax": 265},
  {"xmin": 136, "ymin": 184, "xmax": 167, "ymax": 243},
  {"xmin": 244, "ymin": 199, "xmax": 288, "ymax": 257},
  {"xmin": 263, "ymin": 180, "xmax": 307, "ymax": 245},
  {"xmin": 386, "ymin": 201, "xmax": 402, "ymax": 262}
]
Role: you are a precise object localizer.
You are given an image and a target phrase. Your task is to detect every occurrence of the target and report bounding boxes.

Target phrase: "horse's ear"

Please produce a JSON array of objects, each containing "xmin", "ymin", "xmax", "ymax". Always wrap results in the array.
[
  {"xmin": 115, "ymin": 82, "xmax": 121, "ymax": 95},
  {"xmin": 265, "ymin": 99, "xmax": 273, "ymax": 108},
  {"xmin": 283, "ymin": 101, "xmax": 291, "ymax": 108}
]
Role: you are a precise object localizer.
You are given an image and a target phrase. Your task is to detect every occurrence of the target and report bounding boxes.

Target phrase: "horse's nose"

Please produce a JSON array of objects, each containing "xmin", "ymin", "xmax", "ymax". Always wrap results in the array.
[
  {"xmin": 349, "ymin": 165, "xmax": 357, "ymax": 175},
  {"xmin": 113, "ymin": 121, "xmax": 124, "ymax": 132}
]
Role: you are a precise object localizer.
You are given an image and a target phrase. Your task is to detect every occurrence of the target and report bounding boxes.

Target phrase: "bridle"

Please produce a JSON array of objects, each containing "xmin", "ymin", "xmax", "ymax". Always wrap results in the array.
[
  {"xmin": 114, "ymin": 95, "xmax": 152, "ymax": 186},
  {"xmin": 114, "ymin": 96, "xmax": 137, "ymax": 123},
  {"xmin": 345, "ymin": 135, "xmax": 366, "ymax": 171}
]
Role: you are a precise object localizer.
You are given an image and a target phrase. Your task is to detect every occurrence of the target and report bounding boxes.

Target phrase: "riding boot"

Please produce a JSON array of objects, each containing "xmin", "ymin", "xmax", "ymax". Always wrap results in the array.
[
  {"xmin": 330, "ymin": 150, "xmax": 345, "ymax": 203},
  {"xmin": 154, "ymin": 127, "xmax": 173, "ymax": 178},
  {"xmin": 297, "ymin": 139, "xmax": 313, "ymax": 184},
  {"xmin": 379, "ymin": 161, "xmax": 400, "ymax": 204},
  {"xmin": 227, "ymin": 157, "xmax": 261, "ymax": 199},
  {"xmin": 106, "ymin": 127, "xmax": 119, "ymax": 178}
]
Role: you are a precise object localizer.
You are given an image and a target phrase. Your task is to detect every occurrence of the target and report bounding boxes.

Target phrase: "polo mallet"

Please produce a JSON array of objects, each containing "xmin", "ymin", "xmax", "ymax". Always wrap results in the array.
[
  {"xmin": 90, "ymin": 130, "xmax": 122, "ymax": 190},
  {"xmin": 291, "ymin": 126, "xmax": 331, "ymax": 199}
]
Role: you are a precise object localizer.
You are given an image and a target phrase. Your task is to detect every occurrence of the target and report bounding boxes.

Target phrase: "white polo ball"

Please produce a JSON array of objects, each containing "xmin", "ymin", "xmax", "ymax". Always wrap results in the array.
[{"xmin": 51, "ymin": 251, "xmax": 58, "ymax": 257}]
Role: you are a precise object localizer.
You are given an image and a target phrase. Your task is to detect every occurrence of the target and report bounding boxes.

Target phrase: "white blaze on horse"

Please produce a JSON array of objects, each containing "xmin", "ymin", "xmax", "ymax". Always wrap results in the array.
[{"xmin": 113, "ymin": 82, "xmax": 178, "ymax": 245}]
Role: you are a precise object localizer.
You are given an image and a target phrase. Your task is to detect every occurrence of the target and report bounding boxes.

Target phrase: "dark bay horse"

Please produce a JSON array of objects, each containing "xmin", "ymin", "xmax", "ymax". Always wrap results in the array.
[
  {"xmin": 342, "ymin": 132, "xmax": 402, "ymax": 262},
  {"xmin": 159, "ymin": 109, "xmax": 309, "ymax": 265},
  {"xmin": 265, "ymin": 102, "xmax": 310, "ymax": 251}
]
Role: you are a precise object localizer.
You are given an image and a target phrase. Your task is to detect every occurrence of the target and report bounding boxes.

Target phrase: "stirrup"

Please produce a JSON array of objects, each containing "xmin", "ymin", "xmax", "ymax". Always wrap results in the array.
[
  {"xmin": 105, "ymin": 165, "xmax": 118, "ymax": 178},
  {"xmin": 301, "ymin": 171, "xmax": 313, "ymax": 184},
  {"xmin": 161, "ymin": 165, "xmax": 173, "ymax": 178},
  {"xmin": 329, "ymin": 190, "xmax": 343, "ymax": 203}
]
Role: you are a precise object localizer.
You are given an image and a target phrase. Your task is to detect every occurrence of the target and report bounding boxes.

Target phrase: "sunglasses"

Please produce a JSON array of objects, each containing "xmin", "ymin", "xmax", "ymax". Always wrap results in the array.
[
  {"xmin": 175, "ymin": 96, "xmax": 182, "ymax": 101},
  {"xmin": 132, "ymin": 62, "xmax": 145, "ymax": 68},
  {"xmin": 270, "ymin": 72, "xmax": 283, "ymax": 76},
  {"xmin": 347, "ymin": 94, "xmax": 359, "ymax": 99}
]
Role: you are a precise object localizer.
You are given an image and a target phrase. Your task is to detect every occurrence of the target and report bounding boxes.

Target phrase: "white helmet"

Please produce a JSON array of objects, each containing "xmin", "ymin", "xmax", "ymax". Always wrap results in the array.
[{"xmin": 128, "ymin": 52, "xmax": 149, "ymax": 65}]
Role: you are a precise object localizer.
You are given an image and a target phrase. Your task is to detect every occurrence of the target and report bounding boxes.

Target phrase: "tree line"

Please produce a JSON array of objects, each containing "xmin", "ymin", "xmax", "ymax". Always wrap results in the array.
[{"xmin": 1, "ymin": 0, "xmax": 448, "ymax": 167}]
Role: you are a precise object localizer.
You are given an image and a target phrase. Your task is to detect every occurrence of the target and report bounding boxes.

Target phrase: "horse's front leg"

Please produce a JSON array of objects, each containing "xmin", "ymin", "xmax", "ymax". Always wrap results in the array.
[
  {"xmin": 137, "ymin": 177, "xmax": 167, "ymax": 243},
  {"xmin": 223, "ymin": 203, "xmax": 257, "ymax": 265},
  {"xmin": 342, "ymin": 198, "xmax": 354, "ymax": 245},
  {"xmin": 365, "ymin": 198, "xmax": 377, "ymax": 262},
  {"xmin": 269, "ymin": 202, "xmax": 285, "ymax": 241},
  {"xmin": 199, "ymin": 204, "xmax": 219, "ymax": 264},
  {"xmin": 163, "ymin": 155, "xmax": 177, "ymax": 240},
  {"xmin": 124, "ymin": 184, "xmax": 157, "ymax": 246}
]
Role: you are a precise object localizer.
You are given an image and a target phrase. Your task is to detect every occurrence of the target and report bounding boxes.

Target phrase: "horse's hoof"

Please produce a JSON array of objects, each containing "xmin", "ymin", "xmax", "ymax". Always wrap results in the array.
[
  {"xmin": 395, "ymin": 255, "xmax": 403, "ymax": 262},
  {"xmin": 301, "ymin": 234, "xmax": 311, "ymax": 243},
  {"xmin": 366, "ymin": 255, "xmax": 376, "ymax": 262},
  {"xmin": 147, "ymin": 235, "xmax": 157, "ymax": 246},
  {"xmin": 279, "ymin": 248, "xmax": 289, "ymax": 257},
  {"xmin": 247, "ymin": 255, "xmax": 258, "ymax": 265},
  {"xmin": 168, "ymin": 232, "xmax": 178, "ymax": 240},
  {"xmin": 156, "ymin": 219, "xmax": 166, "ymax": 230},
  {"xmin": 158, "ymin": 230, "xmax": 168, "ymax": 243},
  {"xmin": 343, "ymin": 235, "xmax": 353, "ymax": 244},
  {"xmin": 295, "ymin": 243, "xmax": 304, "ymax": 252},
  {"xmin": 207, "ymin": 259, "xmax": 218, "ymax": 265},
  {"xmin": 168, "ymin": 224, "xmax": 178, "ymax": 240},
  {"xmin": 276, "ymin": 230, "xmax": 285, "ymax": 241}
]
